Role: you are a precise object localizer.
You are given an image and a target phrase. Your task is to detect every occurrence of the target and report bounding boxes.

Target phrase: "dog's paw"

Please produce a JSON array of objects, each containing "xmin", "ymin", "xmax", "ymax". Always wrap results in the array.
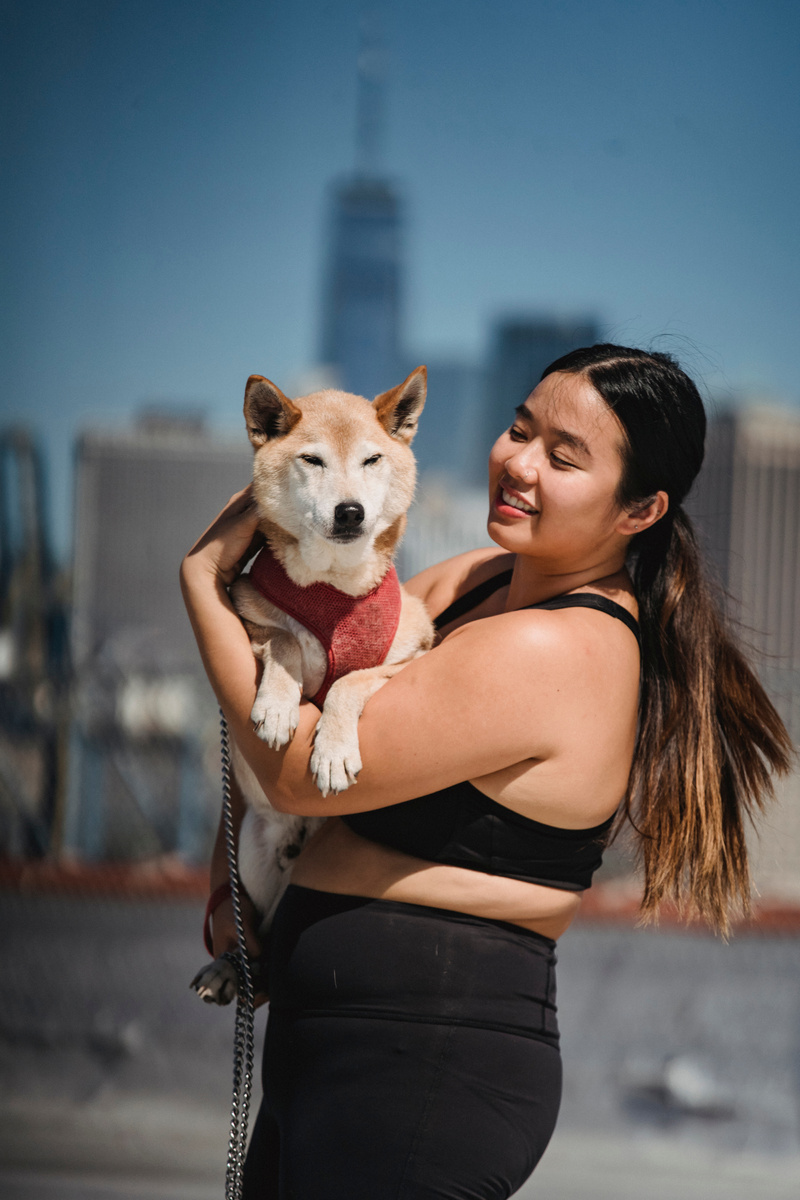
[
  {"xmin": 190, "ymin": 958, "xmax": 239, "ymax": 1006},
  {"xmin": 309, "ymin": 730, "xmax": 362, "ymax": 797},
  {"xmin": 250, "ymin": 692, "xmax": 300, "ymax": 750}
]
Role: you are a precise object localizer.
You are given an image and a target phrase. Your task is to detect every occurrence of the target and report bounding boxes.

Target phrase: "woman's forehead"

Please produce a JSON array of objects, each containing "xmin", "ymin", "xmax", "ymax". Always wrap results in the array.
[{"xmin": 523, "ymin": 372, "xmax": 625, "ymax": 453}]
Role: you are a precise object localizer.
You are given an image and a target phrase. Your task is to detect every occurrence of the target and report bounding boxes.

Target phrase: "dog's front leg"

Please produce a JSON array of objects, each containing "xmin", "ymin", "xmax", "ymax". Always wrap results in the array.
[
  {"xmin": 310, "ymin": 663, "xmax": 407, "ymax": 796},
  {"xmin": 248, "ymin": 625, "xmax": 304, "ymax": 749}
]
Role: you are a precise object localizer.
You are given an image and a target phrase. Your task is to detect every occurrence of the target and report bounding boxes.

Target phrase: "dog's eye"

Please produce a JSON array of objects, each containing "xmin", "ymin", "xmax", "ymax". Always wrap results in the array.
[
  {"xmin": 363, "ymin": 454, "xmax": 383, "ymax": 467},
  {"xmin": 299, "ymin": 454, "xmax": 325, "ymax": 467}
]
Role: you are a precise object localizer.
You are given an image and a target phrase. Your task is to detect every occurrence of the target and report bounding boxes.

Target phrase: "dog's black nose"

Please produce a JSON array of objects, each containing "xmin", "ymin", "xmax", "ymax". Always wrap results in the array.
[{"xmin": 334, "ymin": 501, "xmax": 365, "ymax": 528}]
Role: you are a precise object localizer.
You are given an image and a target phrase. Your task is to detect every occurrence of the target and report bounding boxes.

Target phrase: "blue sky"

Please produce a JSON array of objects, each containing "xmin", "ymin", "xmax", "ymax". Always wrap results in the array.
[{"xmin": 2, "ymin": 0, "xmax": 799, "ymax": 557}]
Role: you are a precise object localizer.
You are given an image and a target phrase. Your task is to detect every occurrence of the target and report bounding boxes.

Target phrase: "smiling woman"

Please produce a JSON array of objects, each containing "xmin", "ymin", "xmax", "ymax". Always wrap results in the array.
[
  {"xmin": 180, "ymin": 344, "xmax": 792, "ymax": 1200},
  {"xmin": 486, "ymin": 371, "xmax": 667, "ymax": 573}
]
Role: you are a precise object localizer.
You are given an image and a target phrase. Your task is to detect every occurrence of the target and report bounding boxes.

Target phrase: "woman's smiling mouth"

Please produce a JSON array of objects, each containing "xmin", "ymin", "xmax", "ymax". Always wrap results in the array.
[{"xmin": 497, "ymin": 487, "xmax": 537, "ymax": 515}]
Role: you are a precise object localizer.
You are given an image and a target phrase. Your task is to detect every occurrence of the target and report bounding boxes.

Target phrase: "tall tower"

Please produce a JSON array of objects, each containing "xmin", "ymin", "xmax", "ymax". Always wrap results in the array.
[{"xmin": 320, "ymin": 15, "xmax": 403, "ymax": 399}]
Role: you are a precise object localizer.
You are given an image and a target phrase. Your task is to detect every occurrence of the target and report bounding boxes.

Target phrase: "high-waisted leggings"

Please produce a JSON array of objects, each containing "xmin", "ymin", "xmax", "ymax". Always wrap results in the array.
[{"xmin": 242, "ymin": 885, "xmax": 562, "ymax": 1200}]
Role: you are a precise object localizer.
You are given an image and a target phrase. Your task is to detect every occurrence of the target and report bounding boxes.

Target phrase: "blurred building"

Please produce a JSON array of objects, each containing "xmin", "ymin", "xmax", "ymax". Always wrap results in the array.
[
  {"xmin": 0, "ymin": 428, "xmax": 69, "ymax": 857},
  {"xmin": 321, "ymin": 177, "xmax": 403, "ymax": 399},
  {"xmin": 71, "ymin": 410, "xmax": 250, "ymax": 668},
  {"xmin": 404, "ymin": 359, "xmax": 487, "ymax": 484},
  {"xmin": 320, "ymin": 17, "xmax": 402, "ymax": 399},
  {"xmin": 64, "ymin": 411, "xmax": 252, "ymax": 862},
  {"xmin": 484, "ymin": 316, "xmax": 600, "ymax": 445},
  {"xmin": 400, "ymin": 479, "xmax": 495, "ymax": 583},
  {"xmin": 687, "ymin": 404, "xmax": 800, "ymax": 897}
]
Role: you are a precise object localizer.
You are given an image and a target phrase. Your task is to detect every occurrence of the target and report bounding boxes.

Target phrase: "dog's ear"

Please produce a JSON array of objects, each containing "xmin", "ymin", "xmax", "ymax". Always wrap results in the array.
[
  {"xmin": 373, "ymin": 366, "xmax": 427, "ymax": 445},
  {"xmin": 244, "ymin": 376, "xmax": 302, "ymax": 446}
]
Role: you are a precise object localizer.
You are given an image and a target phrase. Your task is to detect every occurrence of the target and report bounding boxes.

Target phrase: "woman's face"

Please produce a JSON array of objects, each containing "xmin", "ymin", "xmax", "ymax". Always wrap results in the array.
[{"xmin": 487, "ymin": 371, "xmax": 631, "ymax": 571}]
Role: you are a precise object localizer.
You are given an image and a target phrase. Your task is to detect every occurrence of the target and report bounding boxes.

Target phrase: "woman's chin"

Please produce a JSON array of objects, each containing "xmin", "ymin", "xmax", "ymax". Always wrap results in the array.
[
  {"xmin": 487, "ymin": 513, "xmax": 532, "ymax": 552},
  {"xmin": 486, "ymin": 522, "xmax": 506, "ymax": 549}
]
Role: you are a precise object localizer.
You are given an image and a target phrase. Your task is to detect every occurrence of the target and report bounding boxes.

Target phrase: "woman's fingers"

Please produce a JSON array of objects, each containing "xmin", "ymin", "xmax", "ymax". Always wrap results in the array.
[
  {"xmin": 223, "ymin": 484, "xmax": 257, "ymax": 515},
  {"xmin": 183, "ymin": 483, "xmax": 263, "ymax": 583},
  {"xmin": 210, "ymin": 899, "xmax": 269, "ymax": 1007}
]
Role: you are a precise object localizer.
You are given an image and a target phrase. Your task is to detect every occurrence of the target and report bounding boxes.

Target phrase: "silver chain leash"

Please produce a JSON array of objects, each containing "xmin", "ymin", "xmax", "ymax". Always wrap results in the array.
[{"xmin": 220, "ymin": 711, "xmax": 255, "ymax": 1200}]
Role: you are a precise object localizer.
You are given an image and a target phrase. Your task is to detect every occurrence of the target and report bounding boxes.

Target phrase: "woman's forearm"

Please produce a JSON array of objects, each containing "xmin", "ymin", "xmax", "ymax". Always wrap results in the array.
[
  {"xmin": 180, "ymin": 554, "xmax": 261, "ymax": 720},
  {"xmin": 180, "ymin": 551, "xmax": 324, "ymax": 809},
  {"xmin": 179, "ymin": 490, "xmax": 555, "ymax": 819}
]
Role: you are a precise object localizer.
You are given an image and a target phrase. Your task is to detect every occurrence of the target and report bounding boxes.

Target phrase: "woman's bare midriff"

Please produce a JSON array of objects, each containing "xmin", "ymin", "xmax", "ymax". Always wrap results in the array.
[{"xmin": 290, "ymin": 817, "xmax": 583, "ymax": 941}]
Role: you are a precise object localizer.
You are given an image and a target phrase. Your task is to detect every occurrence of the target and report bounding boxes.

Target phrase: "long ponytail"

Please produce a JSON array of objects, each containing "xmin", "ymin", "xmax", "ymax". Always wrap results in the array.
[
  {"xmin": 542, "ymin": 345, "xmax": 793, "ymax": 933},
  {"xmin": 628, "ymin": 505, "xmax": 792, "ymax": 931}
]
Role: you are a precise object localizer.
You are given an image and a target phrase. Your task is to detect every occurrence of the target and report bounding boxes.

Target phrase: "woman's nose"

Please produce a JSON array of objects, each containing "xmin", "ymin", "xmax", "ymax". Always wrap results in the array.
[{"xmin": 504, "ymin": 454, "xmax": 537, "ymax": 485}]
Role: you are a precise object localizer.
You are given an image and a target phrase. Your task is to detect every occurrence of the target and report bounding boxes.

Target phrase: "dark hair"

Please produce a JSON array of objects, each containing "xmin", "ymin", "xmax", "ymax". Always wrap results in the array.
[{"xmin": 542, "ymin": 344, "xmax": 793, "ymax": 932}]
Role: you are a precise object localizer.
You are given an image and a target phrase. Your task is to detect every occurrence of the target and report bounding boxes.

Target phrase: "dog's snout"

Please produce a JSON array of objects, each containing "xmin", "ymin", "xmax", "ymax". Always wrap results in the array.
[{"xmin": 334, "ymin": 501, "xmax": 365, "ymax": 529}]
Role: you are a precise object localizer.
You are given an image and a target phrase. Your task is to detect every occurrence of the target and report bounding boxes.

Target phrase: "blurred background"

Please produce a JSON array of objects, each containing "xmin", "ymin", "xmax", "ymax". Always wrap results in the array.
[{"xmin": 1, "ymin": 1, "xmax": 799, "ymax": 1196}]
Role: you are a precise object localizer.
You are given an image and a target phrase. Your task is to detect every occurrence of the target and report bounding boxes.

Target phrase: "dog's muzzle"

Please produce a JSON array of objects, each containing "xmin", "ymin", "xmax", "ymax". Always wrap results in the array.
[{"xmin": 331, "ymin": 500, "xmax": 365, "ymax": 541}]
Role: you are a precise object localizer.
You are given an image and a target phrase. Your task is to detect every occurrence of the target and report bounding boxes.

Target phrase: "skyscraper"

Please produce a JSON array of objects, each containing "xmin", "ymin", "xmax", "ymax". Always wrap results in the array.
[
  {"xmin": 64, "ymin": 412, "xmax": 252, "ymax": 862},
  {"xmin": 321, "ymin": 179, "xmax": 402, "ymax": 398},
  {"xmin": 320, "ymin": 17, "xmax": 402, "ymax": 399},
  {"xmin": 71, "ymin": 413, "xmax": 251, "ymax": 669}
]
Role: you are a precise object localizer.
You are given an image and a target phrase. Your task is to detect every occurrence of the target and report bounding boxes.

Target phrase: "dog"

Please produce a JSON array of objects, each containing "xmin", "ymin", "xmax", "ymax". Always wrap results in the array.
[{"xmin": 191, "ymin": 366, "xmax": 433, "ymax": 1004}]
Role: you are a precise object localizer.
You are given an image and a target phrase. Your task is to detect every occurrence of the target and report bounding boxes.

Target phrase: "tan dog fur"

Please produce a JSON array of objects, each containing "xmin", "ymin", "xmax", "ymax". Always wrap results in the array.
[{"xmin": 192, "ymin": 368, "xmax": 433, "ymax": 1004}]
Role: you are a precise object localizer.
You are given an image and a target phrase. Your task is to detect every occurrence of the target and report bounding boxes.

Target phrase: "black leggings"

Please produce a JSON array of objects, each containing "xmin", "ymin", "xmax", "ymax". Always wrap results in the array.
[{"xmin": 242, "ymin": 885, "xmax": 562, "ymax": 1200}]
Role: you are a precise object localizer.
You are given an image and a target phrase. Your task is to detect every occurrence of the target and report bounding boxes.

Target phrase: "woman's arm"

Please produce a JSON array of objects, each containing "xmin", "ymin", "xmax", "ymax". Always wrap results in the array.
[{"xmin": 180, "ymin": 492, "xmax": 593, "ymax": 818}]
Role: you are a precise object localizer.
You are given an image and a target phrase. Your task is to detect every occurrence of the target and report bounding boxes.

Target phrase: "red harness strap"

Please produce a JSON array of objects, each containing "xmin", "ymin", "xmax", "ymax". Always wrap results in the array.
[{"xmin": 248, "ymin": 546, "xmax": 402, "ymax": 706}]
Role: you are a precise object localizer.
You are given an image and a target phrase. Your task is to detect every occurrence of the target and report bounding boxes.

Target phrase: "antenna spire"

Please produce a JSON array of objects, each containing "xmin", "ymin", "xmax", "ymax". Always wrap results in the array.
[{"xmin": 355, "ymin": 10, "xmax": 384, "ymax": 176}]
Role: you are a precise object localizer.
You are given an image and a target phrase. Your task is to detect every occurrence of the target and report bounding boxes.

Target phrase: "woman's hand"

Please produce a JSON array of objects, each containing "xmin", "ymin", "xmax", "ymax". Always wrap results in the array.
[
  {"xmin": 182, "ymin": 486, "xmax": 265, "ymax": 588},
  {"xmin": 211, "ymin": 893, "xmax": 270, "ymax": 1009}
]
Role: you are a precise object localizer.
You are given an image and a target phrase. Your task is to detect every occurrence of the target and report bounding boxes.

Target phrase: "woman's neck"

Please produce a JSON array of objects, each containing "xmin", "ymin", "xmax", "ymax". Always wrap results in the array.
[{"xmin": 505, "ymin": 551, "xmax": 630, "ymax": 611}]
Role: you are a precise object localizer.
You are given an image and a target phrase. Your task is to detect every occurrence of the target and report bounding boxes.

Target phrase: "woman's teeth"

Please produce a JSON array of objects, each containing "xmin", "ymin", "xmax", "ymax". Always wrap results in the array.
[{"xmin": 501, "ymin": 489, "xmax": 535, "ymax": 514}]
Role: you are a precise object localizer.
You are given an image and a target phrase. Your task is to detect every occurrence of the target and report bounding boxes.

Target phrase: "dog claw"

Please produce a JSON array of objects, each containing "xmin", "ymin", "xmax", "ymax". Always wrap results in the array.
[
  {"xmin": 190, "ymin": 959, "xmax": 238, "ymax": 1006},
  {"xmin": 310, "ymin": 742, "xmax": 362, "ymax": 795},
  {"xmin": 250, "ymin": 704, "xmax": 299, "ymax": 749}
]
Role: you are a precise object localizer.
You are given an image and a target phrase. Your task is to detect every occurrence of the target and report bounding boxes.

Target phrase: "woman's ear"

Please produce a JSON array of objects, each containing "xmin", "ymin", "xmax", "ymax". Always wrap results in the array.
[{"xmin": 616, "ymin": 490, "xmax": 669, "ymax": 536}]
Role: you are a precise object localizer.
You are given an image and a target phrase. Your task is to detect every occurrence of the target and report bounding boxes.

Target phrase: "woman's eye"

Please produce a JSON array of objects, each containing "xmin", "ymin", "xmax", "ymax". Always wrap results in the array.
[
  {"xmin": 300, "ymin": 454, "xmax": 324, "ymax": 467},
  {"xmin": 363, "ymin": 454, "xmax": 383, "ymax": 467},
  {"xmin": 550, "ymin": 454, "xmax": 573, "ymax": 469},
  {"xmin": 508, "ymin": 426, "xmax": 527, "ymax": 442}
]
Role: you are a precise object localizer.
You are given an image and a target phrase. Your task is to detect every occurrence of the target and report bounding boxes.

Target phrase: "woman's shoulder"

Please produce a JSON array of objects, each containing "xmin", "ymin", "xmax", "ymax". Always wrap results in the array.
[{"xmin": 403, "ymin": 548, "xmax": 514, "ymax": 619}]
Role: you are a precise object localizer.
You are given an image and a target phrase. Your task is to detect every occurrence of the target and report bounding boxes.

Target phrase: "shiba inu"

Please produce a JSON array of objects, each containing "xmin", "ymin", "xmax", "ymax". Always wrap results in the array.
[{"xmin": 192, "ymin": 366, "xmax": 434, "ymax": 1004}]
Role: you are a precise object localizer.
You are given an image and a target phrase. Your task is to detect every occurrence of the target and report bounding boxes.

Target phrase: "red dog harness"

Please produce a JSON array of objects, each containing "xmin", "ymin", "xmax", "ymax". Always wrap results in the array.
[{"xmin": 248, "ymin": 546, "xmax": 402, "ymax": 706}]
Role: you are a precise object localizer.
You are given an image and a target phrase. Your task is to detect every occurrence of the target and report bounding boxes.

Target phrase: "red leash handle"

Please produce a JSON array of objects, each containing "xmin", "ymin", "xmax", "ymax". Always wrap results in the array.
[{"xmin": 203, "ymin": 881, "xmax": 233, "ymax": 955}]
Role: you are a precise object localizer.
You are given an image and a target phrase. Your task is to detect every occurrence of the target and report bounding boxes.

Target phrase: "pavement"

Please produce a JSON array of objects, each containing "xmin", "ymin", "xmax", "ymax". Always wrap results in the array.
[{"xmin": 2, "ymin": 890, "xmax": 800, "ymax": 1198}]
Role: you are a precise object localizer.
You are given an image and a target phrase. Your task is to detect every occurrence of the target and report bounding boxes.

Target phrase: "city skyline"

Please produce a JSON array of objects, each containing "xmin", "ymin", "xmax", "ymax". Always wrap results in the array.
[{"xmin": 2, "ymin": 0, "xmax": 799, "ymax": 558}]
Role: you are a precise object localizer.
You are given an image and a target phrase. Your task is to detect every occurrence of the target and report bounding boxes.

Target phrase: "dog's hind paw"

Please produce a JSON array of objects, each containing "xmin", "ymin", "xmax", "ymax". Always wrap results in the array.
[{"xmin": 190, "ymin": 958, "xmax": 239, "ymax": 1006}]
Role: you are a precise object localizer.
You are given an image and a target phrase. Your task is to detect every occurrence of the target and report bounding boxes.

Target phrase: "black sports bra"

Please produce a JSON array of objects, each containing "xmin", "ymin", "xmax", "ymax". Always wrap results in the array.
[
  {"xmin": 341, "ymin": 570, "xmax": 640, "ymax": 892},
  {"xmin": 430, "ymin": 567, "xmax": 640, "ymax": 648}
]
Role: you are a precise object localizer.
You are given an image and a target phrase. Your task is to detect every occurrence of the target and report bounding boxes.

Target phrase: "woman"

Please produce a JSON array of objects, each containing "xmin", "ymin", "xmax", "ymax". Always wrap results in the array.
[{"xmin": 181, "ymin": 345, "xmax": 791, "ymax": 1199}]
